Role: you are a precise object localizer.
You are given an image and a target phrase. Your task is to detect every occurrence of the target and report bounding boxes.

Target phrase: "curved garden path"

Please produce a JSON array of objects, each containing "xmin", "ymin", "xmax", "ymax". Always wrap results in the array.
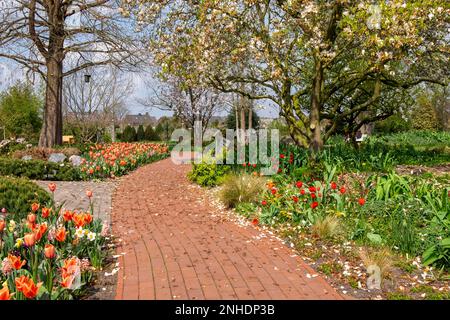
[{"xmin": 111, "ymin": 158, "xmax": 343, "ymax": 300}]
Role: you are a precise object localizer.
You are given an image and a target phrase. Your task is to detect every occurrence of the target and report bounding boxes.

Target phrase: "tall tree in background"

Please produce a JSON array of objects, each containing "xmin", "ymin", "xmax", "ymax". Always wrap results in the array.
[
  {"xmin": 124, "ymin": 0, "xmax": 449, "ymax": 151},
  {"xmin": 63, "ymin": 67, "xmax": 132, "ymax": 143},
  {"xmin": 138, "ymin": 75, "xmax": 226, "ymax": 134},
  {"xmin": 0, "ymin": 0, "xmax": 141, "ymax": 147}
]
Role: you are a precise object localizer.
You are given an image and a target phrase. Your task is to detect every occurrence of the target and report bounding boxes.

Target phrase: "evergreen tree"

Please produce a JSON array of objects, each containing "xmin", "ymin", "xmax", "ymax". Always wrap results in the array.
[
  {"xmin": 137, "ymin": 125, "xmax": 145, "ymax": 141},
  {"xmin": 122, "ymin": 125, "xmax": 137, "ymax": 142},
  {"xmin": 144, "ymin": 125, "xmax": 160, "ymax": 141}
]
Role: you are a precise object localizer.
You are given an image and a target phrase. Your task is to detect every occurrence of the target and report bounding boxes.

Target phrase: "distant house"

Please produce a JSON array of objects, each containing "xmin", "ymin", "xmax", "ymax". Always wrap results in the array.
[{"xmin": 121, "ymin": 113, "xmax": 157, "ymax": 130}]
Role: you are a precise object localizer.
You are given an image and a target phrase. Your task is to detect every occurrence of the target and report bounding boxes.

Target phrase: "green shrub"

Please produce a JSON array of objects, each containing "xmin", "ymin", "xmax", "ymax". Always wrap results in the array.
[
  {"xmin": 0, "ymin": 176, "xmax": 51, "ymax": 219},
  {"xmin": 188, "ymin": 162, "xmax": 230, "ymax": 187},
  {"xmin": 0, "ymin": 157, "xmax": 80, "ymax": 181},
  {"xmin": 219, "ymin": 173, "xmax": 265, "ymax": 208},
  {"xmin": 122, "ymin": 125, "xmax": 137, "ymax": 142},
  {"xmin": 374, "ymin": 114, "xmax": 410, "ymax": 134}
]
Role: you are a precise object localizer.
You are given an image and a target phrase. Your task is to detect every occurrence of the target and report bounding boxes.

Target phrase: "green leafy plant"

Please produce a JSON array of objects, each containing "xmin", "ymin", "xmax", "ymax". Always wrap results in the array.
[{"xmin": 188, "ymin": 162, "xmax": 230, "ymax": 187}]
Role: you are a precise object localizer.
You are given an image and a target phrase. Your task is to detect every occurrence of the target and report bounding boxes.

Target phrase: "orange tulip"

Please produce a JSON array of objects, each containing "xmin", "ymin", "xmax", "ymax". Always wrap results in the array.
[
  {"xmin": 15, "ymin": 276, "xmax": 42, "ymax": 299},
  {"xmin": 48, "ymin": 183, "xmax": 57, "ymax": 192},
  {"xmin": 0, "ymin": 286, "xmax": 11, "ymax": 300},
  {"xmin": 31, "ymin": 203, "xmax": 40, "ymax": 212},
  {"xmin": 34, "ymin": 223, "xmax": 48, "ymax": 242},
  {"xmin": 83, "ymin": 213, "xmax": 93, "ymax": 225},
  {"xmin": 61, "ymin": 275, "xmax": 75, "ymax": 289},
  {"xmin": 0, "ymin": 220, "xmax": 5, "ymax": 232},
  {"xmin": 63, "ymin": 210, "xmax": 74, "ymax": 222},
  {"xmin": 27, "ymin": 213, "xmax": 36, "ymax": 224},
  {"xmin": 72, "ymin": 213, "xmax": 85, "ymax": 228},
  {"xmin": 24, "ymin": 233, "xmax": 36, "ymax": 247},
  {"xmin": 8, "ymin": 254, "xmax": 26, "ymax": 270},
  {"xmin": 55, "ymin": 227, "xmax": 66, "ymax": 242},
  {"xmin": 41, "ymin": 207, "xmax": 51, "ymax": 218},
  {"xmin": 44, "ymin": 244, "xmax": 56, "ymax": 259}
]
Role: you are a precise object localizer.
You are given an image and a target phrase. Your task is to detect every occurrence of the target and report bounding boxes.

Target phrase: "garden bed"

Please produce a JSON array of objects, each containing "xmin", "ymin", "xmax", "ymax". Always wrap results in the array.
[{"xmin": 0, "ymin": 181, "xmax": 113, "ymax": 300}]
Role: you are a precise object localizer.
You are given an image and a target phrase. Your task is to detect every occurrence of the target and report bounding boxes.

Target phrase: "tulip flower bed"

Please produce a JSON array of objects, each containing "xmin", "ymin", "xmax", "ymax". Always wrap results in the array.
[
  {"xmin": 79, "ymin": 142, "xmax": 169, "ymax": 180},
  {"xmin": 194, "ymin": 141, "xmax": 450, "ymax": 299},
  {"xmin": 0, "ymin": 183, "xmax": 110, "ymax": 300}
]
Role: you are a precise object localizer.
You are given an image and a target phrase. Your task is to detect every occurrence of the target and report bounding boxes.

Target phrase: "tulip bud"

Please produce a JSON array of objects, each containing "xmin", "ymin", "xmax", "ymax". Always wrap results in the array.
[
  {"xmin": 24, "ymin": 233, "xmax": 36, "ymax": 247},
  {"xmin": 44, "ymin": 244, "xmax": 56, "ymax": 259},
  {"xmin": 48, "ymin": 183, "xmax": 56, "ymax": 192},
  {"xmin": 27, "ymin": 213, "xmax": 36, "ymax": 224}
]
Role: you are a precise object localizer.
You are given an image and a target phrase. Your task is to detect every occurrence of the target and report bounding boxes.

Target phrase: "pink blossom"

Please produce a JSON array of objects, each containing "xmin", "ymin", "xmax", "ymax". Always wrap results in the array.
[{"xmin": 1, "ymin": 257, "xmax": 12, "ymax": 275}]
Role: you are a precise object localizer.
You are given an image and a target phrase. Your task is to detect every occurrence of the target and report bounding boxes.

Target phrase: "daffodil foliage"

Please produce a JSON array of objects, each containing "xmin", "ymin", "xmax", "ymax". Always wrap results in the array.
[{"xmin": 122, "ymin": 0, "xmax": 449, "ymax": 149}]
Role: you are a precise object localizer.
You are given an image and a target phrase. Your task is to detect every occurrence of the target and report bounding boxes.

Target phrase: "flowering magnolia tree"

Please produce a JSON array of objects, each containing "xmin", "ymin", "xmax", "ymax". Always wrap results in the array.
[{"xmin": 122, "ymin": 0, "xmax": 449, "ymax": 150}]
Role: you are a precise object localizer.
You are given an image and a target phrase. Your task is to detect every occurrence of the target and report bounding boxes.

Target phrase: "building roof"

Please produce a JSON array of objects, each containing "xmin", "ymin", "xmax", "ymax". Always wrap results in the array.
[{"xmin": 122, "ymin": 113, "xmax": 157, "ymax": 126}]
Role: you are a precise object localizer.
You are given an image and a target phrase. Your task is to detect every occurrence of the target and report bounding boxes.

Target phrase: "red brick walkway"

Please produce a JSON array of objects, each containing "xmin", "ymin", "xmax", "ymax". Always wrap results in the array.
[{"xmin": 112, "ymin": 158, "xmax": 343, "ymax": 300}]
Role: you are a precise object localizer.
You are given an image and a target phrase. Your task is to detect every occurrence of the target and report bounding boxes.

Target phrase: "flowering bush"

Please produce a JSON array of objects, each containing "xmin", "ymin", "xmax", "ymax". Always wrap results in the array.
[
  {"xmin": 79, "ymin": 142, "xmax": 169, "ymax": 179},
  {"xmin": 0, "ymin": 183, "xmax": 110, "ymax": 300}
]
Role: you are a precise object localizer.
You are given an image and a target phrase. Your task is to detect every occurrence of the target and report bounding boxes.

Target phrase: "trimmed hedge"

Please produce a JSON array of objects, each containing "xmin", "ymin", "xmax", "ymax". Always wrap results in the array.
[
  {"xmin": 0, "ymin": 176, "xmax": 51, "ymax": 219},
  {"xmin": 0, "ymin": 157, "xmax": 81, "ymax": 181}
]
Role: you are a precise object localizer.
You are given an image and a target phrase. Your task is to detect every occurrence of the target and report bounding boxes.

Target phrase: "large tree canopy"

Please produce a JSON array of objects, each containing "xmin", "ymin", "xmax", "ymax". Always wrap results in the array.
[
  {"xmin": 123, "ymin": 0, "xmax": 449, "ymax": 150},
  {"xmin": 0, "ymin": 0, "xmax": 142, "ymax": 147}
]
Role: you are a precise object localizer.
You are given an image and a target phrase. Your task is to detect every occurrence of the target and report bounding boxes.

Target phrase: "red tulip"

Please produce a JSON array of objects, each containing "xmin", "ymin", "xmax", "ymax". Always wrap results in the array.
[
  {"xmin": 330, "ymin": 182, "xmax": 337, "ymax": 190},
  {"xmin": 340, "ymin": 187, "xmax": 346, "ymax": 194},
  {"xmin": 261, "ymin": 200, "xmax": 267, "ymax": 206},
  {"xmin": 309, "ymin": 186, "xmax": 316, "ymax": 193},
  {"xmin": 300, "ymin": 189, "xmax": 306, "ymax": 195},
  {"xmin": 280, "ymin": 154, "xmax": 285, "ymax": 159},
  {"xmin": 296, "ymin": 181, "xmax": 303, "ymax": 188},
  {"xmin": 41, "ymin": 207, "xmax": 51, "ymax": 218},
  {"xmin": 311, "ymin": 202, "xmax": 319, "ymax": 209},
  {"xmin": 252, "ymin": 218, "xmax": 259, "ymax": 226},
  {"xmin": 271, "ymin": 188, "xmax": 277, "ymax": 195},
  {"xmin": 0, "ymin": 220, "xmax": 5, "ymax": 232},
  {"xmin": 292, "ymin": 196, "xmax": 299, "ymax": 203},
  {"xmin": 358, "ymin": 198, "xmax": 366, "ymax": 206}
]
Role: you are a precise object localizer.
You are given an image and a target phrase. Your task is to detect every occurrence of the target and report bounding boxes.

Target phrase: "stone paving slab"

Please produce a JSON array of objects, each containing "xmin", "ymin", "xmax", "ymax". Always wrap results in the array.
[
  {"xmin": 112, "ymin": 158, "xmax": 344, "ymax": 300},
  {"xmin": 34, "ymin": 180, "xmax": 117, "ymax": 225}
]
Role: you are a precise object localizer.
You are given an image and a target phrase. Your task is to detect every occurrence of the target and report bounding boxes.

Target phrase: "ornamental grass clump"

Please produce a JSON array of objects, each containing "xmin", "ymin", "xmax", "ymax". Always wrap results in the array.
[
  {"xmin": 311, "ymin": 215, "xmax": 344, "ymax": 241},
  {"xmin": 220, "ymin": 173, "xmax": 265, "ymax": 208}
]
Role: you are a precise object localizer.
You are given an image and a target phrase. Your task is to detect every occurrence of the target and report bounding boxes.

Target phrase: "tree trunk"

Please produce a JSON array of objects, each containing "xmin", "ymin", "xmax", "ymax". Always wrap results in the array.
[
  {"xmin": 309, "ymin": 60, "xmax": 324, "ymax": 152},
  {"xmin": 39, "ymin": 58, "xmax": 63, "ymax": 147},
  {"xmin": 248, "ymin": 101, "xmax": 253, "ymax": 130},
  {"xmin": 240, "ymin": 100, "xmax": 246, "ymax": 143}
]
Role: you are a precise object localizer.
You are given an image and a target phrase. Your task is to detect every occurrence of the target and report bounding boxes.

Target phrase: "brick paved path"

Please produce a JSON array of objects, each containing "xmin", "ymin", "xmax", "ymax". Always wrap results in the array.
[
  {"xmin": 112, "ymin": 158, "xmax": 343, "ymax": 300},
  {"xmin": 35, "ymin": 180, "xmax": 116, "ymax": 224}
]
